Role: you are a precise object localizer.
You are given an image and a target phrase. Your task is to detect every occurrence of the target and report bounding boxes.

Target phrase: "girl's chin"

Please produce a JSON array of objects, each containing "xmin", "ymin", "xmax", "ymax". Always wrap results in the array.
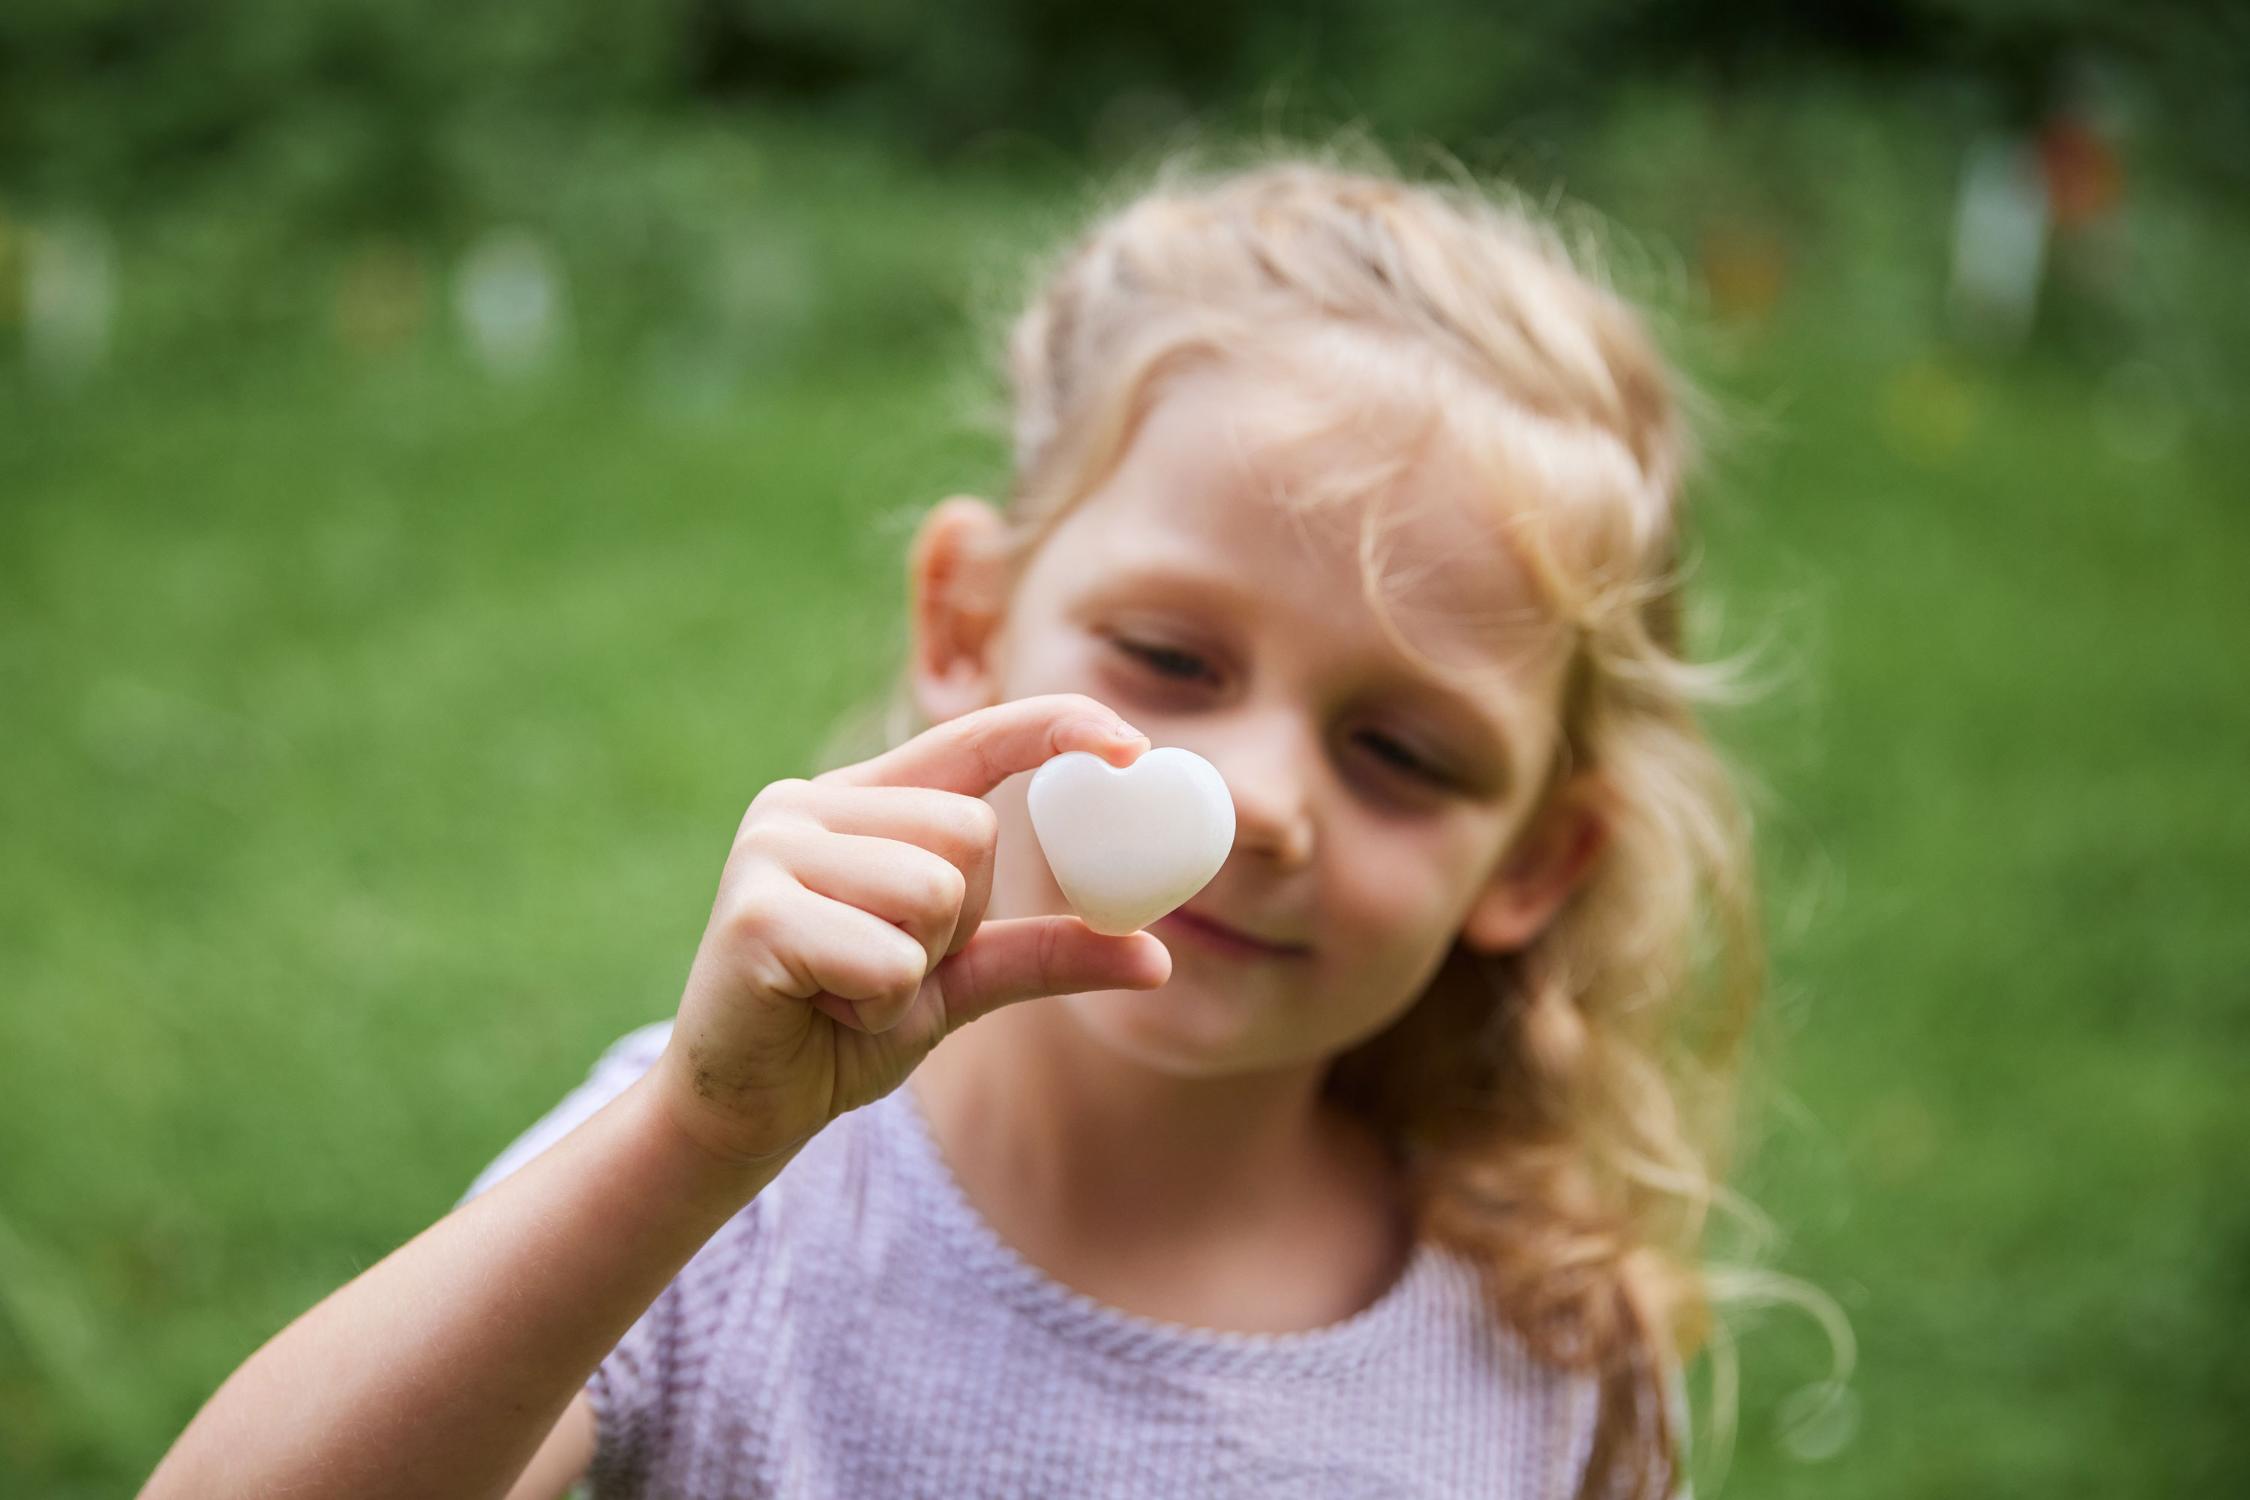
[{"xmin": 1058, "ymin": 976, "xmax": 1271, "ymax": 1072}]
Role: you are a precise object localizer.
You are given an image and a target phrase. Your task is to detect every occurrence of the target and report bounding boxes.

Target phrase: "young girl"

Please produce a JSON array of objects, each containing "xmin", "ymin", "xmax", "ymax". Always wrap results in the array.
[{"xmin": 145, "ymin": 152, "xmax": 1769, "ymax": 1500}]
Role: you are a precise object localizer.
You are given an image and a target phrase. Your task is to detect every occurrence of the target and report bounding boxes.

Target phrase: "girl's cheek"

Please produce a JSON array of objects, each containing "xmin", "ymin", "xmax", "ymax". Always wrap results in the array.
[
  {"xmin": 1346, "ymin": 825, "xmax": 1485, "ymax": 949},
  {"xmin": 1338, "ymin": 851, "xmax": 1446, "ymax": 948},
  {"xmin": 1038, "ymin": 636, "xmax": 1127, "ymax": 702},
  {"xmin": 1002, "ymin": 644, "xmax": 1101, "ymax": 703}
]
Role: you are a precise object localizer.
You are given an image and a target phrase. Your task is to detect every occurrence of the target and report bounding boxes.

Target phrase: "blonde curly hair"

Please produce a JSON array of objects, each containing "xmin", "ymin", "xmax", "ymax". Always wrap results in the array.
[{"xmin": 832, "ymin": 142, "xmax": 1844, "ymax": 1499}]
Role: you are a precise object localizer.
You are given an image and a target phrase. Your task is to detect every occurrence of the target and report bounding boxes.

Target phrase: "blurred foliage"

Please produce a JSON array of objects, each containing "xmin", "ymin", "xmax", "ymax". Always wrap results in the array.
[
  {"xmin": 4, "ymin": 75, "xmax": 2244, "ymax": 422},
  {"xmin": 4, "ymin": 0, "xmax": 2248, "ymax": 225}
]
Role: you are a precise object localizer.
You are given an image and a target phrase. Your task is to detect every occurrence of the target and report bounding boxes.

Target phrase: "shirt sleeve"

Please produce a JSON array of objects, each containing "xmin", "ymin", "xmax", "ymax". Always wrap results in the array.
[{"xmin": 455, "ymin": 1019, "xmax": 677, "ymax": 1207}]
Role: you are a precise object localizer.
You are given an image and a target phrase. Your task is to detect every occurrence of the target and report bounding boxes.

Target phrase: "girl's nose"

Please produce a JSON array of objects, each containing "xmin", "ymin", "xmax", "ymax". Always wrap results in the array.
[{"xmin": 1209, "ymin": 732, "xmax": 1317, "ymax": 872}]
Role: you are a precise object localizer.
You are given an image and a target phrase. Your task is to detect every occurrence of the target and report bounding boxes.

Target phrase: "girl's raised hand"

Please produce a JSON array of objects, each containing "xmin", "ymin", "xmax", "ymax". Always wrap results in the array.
[{"xmin": 650, "ymin": 694, "xmax": 1173, "ymax": 1168}]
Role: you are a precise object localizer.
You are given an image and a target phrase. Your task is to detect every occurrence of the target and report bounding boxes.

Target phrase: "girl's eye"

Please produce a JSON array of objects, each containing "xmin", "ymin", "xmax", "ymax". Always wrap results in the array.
[
  {"xmin": 1355, "ymin": 729, "xmax": 1452, "ymax": 788},
  {"xmin": 1114, "ymin": 637, "xmax": 1215, "ymax": 683}
]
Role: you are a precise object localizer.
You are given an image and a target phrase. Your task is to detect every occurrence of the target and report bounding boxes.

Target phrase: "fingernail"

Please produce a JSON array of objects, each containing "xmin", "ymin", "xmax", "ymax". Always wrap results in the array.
[{"xmin": 1076, "ymin": 716, "xmax": 1144, "ymax": 761}]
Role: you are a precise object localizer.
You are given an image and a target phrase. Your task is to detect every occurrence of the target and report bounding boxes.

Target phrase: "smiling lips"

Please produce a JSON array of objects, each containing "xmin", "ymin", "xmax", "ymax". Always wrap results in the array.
[{"xmin": 1152, "ymin": 906, "xmax": 1313, "ymax": 960}]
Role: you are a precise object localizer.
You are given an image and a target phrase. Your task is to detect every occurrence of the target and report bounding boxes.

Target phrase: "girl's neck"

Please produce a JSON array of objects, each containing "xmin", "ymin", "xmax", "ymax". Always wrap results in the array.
[{"xmin": 907, "ymin": 994, "xmax": 1414, "ymax": 1331}]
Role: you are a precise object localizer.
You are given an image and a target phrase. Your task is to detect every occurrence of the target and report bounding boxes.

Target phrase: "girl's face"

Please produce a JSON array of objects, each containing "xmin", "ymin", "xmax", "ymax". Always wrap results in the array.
[{"xmin": 911, "ymin": 363, "xmax": 1608, "ymax": 1079}]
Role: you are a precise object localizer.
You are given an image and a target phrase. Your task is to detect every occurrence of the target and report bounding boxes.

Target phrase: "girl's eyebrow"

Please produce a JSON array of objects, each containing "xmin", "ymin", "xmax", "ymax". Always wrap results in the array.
[{"xmin": 1080, "ymin": 558, "xmax": 1260, "ymax": 613}]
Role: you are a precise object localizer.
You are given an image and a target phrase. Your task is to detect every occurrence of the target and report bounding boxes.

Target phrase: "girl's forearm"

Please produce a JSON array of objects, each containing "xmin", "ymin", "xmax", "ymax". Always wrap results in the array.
[{"xmin": 140, "ymin": 1072, "xmax": 798, "ymax": 1500}]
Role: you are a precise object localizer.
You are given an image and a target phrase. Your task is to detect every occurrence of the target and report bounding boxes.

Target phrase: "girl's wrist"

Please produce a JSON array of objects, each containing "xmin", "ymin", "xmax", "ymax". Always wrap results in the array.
[{"xmin": 614, "ymin": 1072, "xmax": 804, "ymax": 1221}]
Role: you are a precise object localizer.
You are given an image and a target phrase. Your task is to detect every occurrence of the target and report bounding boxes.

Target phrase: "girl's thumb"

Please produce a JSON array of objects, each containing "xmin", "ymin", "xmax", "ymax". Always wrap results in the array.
[{"xmin": 925, "ymin": 917, "xmax": 1171, "ymax": 1032}]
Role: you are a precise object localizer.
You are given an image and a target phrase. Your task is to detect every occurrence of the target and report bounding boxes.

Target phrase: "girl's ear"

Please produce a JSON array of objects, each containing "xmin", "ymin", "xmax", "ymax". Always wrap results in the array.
[
  {"xmin": 908, "ymin": 496, "xmax": 1011, "ymax": 724},
  {"xmin": 1460, "ymin": 769, "xmax": 1614, "ymax": 955}
]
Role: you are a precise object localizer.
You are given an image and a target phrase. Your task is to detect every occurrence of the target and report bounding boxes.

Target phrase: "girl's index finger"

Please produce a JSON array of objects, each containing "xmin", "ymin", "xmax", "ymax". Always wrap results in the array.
[{"xmin": 819, "ymin": 694, "xmax": 1147, "ymax": 797}]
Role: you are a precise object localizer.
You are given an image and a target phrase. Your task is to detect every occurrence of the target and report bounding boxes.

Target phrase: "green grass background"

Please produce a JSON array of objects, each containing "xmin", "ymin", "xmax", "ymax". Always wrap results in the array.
[{"xmin": 4, "ymin": 113, "xmax": 2247, "ymax": 1496}]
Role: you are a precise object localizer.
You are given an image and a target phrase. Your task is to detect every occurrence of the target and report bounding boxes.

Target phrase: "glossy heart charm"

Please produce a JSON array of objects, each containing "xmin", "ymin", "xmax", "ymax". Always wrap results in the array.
[{"xmin": 1025, "ymin": 746, "xmax": 1236, "ymax": 936}]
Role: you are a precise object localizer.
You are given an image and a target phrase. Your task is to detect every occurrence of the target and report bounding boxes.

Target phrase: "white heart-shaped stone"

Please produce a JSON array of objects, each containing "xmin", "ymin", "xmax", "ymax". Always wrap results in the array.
[{"xmin": 1025, "ymin": 746, "xmax": 1236, "ymax": 936}]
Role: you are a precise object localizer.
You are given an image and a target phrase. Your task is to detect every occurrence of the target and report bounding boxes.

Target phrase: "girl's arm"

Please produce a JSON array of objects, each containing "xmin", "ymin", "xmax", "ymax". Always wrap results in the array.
[
  {"xmin": 139, "ymin": 1072, "xmax": 798, "ymax": 1500},
  {"xmin": 143, "ymin": 694, "xmax": 1161, "ymax": 1499},
  {"xmin": 504, "ymin": 1395, "xmax": 596, "ymax": 1500}
]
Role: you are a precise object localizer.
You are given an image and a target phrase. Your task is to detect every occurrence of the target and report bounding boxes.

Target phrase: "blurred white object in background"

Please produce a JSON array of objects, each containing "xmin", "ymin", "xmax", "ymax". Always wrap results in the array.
[
  {"xmin": 1948, "ymin": 137, "xmax": 2048, "ymax": 351},
  {"xmin": 453, "ymin": 228, "xmax": 567, "ymax": 378},
  {"xmin": 26, "ymin": 216, "xmax": 116, "ymax": 388}
]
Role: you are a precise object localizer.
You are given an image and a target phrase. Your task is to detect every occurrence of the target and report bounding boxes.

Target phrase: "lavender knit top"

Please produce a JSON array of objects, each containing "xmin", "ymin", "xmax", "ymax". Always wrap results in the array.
[{"xmin": 462, "ymin": 1020, "xmax": 1608, "ymax": 1498}]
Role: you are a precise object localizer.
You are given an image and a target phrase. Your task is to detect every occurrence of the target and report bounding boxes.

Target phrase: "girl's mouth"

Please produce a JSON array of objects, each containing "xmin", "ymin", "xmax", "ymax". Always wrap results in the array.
[{"xmin": 1152, "ymin": 906, "xmax": 1313, "ymax": 961}]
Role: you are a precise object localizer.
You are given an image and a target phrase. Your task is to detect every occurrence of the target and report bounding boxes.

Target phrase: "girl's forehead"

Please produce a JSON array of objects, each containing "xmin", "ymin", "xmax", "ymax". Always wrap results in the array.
[{"xmin": 1056, "ymin": 364, "xmax": 1567, "ymax": 675}]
